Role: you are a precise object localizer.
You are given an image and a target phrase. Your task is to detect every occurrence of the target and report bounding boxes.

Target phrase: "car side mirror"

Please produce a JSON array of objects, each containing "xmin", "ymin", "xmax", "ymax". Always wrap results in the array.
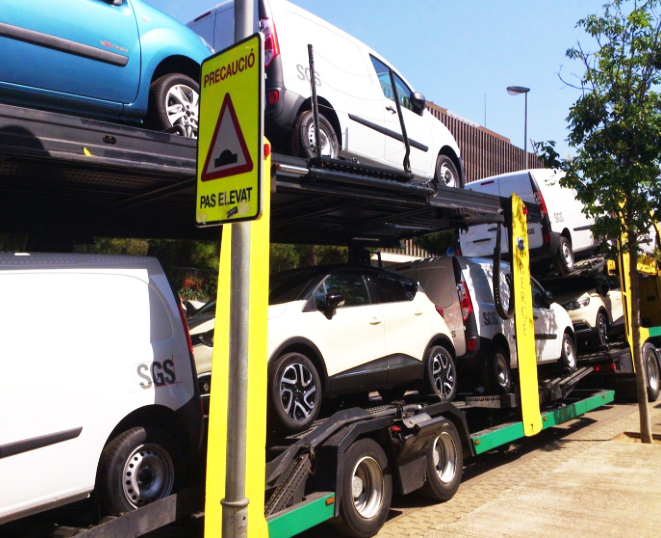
[
  {"xmin": 318, "ymin": 293, "xmax": 344, "ymax": 319},
  {"xmin": 543, "ymin": 290, "xmax": 554, "ymax": 306},
  {"xmin": 411, "ymin": 92, "xmax": 426, "ymax": 113},
  {"xmin": 199, "ymin": 329, "xmax": 214, "ymax": 347}
]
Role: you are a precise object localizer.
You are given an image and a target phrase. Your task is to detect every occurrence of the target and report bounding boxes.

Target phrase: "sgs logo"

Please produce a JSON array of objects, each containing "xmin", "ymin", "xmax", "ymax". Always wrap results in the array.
[{"xmin": 134, "ymin": 359, "xmax": 177, "ymax": 388}]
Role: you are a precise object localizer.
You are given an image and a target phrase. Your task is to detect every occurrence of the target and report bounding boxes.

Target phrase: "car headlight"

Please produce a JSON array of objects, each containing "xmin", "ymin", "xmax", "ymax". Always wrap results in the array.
[{"xmin": 563, "ymin": 297, "xmax": 590, "ymax": 310}]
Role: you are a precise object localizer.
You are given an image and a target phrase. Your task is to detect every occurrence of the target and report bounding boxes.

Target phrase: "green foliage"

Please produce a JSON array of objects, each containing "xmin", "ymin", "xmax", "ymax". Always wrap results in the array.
[
  {"xmin": 269, "ymin": 244, "xmax": 347, "ymax": 273},
  {"xmin": 0, "ymin": 234, "xmax": 27, "ymax": 252},
  {"xmin": 547, "ymin": 0, "xmax": 661, "ymax": 253},
  {"xmin": 74, "ymin": 237, "xmax": 149, "ymax": 256},
  {"xmin": 413, "ymin": 231, "xmax": 455, "ymax": 256}
]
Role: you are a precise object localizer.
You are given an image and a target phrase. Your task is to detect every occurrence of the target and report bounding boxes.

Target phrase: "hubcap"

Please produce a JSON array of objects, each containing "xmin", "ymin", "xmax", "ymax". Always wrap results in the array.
[
  {"xmin": 306, "ymin": 123, "xmax": 336, "ymax": 158},
  {"xmin": 494, "ymin": 353, "xmax": 510, "ymax": 389},
  {"xmin": 597, "ymin": 314, "xmax": 608, "ymax": 346},
  {"xmin": 562, "ymin": 242, "xmax": 574, "ymax": 269},
  {"xmin": 280, "ymin": 362, "xmax": 317, "ymax": 421},
  {"xmin": 432, "ymin": 351, "xmax": 456, "ymax": 399},
  {"xmin": 438, "ymin": 161, "xmax": 457, "ymax": 188},
  {"xmin": 432, "ymin": 431, "xmax": 458, "ymax": 484},
  {"xmin": 351, "ymin": 456, "xmax": 384, "ymax": 519},
  {"xmin": 648, "ymin": 354, "xmax": 659, "ymax": 391},
  {"xmin": 122, "ymin": 443, "xmax": 174, "ymax": 508},
  {"xmin": 564, "ymin": 337, "xmax": 576, "ymax": 369},
  {"xmin": 165, "ymin": 84, "xmax": 199, "ymax": 139}
]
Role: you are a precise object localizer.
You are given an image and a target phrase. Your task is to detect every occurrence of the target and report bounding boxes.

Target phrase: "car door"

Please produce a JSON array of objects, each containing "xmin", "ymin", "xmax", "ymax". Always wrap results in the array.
[
  {"xmin": 0, "ymin": 0, "xmax": 140, "ymax": 106},
  {"xmin": 531, "ymin": 278, "xmax": 560, "ymax": 361},
  {"xmin": 308, "ymin": 270, "xmax": 387, "ymax": 382},
  {"xmin": 369, "ymin": 56, "xmax": 434, "ymax": 177},
  {"xmin": 367, "ymin": 271, "xmax": 431, "ymax": 384}
]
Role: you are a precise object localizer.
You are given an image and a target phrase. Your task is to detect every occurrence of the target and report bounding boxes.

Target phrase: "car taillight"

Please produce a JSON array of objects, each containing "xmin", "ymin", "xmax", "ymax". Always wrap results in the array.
[
  {"xmin": 594, "ymin": 362, "xmax": 617, "ymax": 372},
  {"xmin": 534, "ymin": 189, "xmax": 549, "ymax": 219},
  {"xmin": 267, "ymin": 89, "xmax": 280, "ymax": 105},
  {"xmin": 435, "ymin": 305, "xmax": 444, "ymax": 318},
  {"xmin": 260, "ymin": 17, "xmax": 280, "ymax": 67},
  {"xmin": 177, "ymin": 302, "xmax": 195, "ymax": 357},
  {"xmin": 457, "ymin": 281, "xmax": 474, "ymax": 322},
  {"xmin": 467, "ymin": 337, "xmax": 477, "ymax": 351}
]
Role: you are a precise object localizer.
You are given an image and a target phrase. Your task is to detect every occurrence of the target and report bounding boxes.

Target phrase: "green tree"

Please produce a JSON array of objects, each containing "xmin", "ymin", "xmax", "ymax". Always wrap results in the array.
[{"xmin": 541, "ymin": 0, "xmax": 661, "ymax": 442}]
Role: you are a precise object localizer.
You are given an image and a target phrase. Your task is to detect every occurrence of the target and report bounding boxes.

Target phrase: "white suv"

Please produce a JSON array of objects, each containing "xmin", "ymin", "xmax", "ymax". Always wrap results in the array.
[
  {"xmin": 190, "ymin": 265, "xmax": 457, "ymax": 432},
  {"xmin": 394, "ymin": 256, "xmax": 577, "ymax": 394}
]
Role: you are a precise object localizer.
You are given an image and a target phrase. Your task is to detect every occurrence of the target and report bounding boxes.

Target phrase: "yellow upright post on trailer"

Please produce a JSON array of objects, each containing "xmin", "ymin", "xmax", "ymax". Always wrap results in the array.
[{"xmin": 510, "ymin": 194, "xmax": 542, "ymax": 436}]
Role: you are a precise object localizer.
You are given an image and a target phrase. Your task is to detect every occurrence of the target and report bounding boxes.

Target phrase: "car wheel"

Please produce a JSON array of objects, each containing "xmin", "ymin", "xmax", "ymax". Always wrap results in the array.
[
  {"xmin": 148, "ymin": 73, "xmax": 200, "ymax": 139},
  {"xmin": 433, "ymin": 154, "xmax": 462, "ymax": 190},
  {"xmin": 483, "ymin": 346, "xmax": 512, "ymax": 394},
  {"xmin": 419, "ymin": 421, "xmax": 463, "ymax": 502},
  {"xmin": 97, "ymin": 426, "xmax": 182, "ymax": 516},
  {"xmin": 644, "ymin": 345, "xmax": 660, "ymax": 402},
  {"xmin": 553, "ymin": 236, "xmax": 574, "ymax": 275},
  {"xmin": 595, "ymin": 310, "xmax": 609, "ymax": 347},
  {"xmin": 422, "ymin": 345, "xmax": 457, "ymax": 401},
  {"xmin": 330, "ymin": 438, "xmax": 392, "ymax": 538},
  {"xmin": 561, "ymin": 331, "xmax": 578, "ymax": 372},
  {"xmin": 291, "ymin": 110, "xmax": 339, "ymax": 159},
  {"xmin": 269, "ymin": 352, "xmax": 322, "ymax": 432},
  {"xmin": 378, "ymin": 387, "xmax": 407, "ymax": 402}
]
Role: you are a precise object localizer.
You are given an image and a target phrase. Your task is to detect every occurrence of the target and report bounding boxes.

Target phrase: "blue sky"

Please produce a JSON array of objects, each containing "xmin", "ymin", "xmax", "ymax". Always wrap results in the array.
[{"xmin": 146, "ymin": 0, "xmax": 604, "ymax": 159}]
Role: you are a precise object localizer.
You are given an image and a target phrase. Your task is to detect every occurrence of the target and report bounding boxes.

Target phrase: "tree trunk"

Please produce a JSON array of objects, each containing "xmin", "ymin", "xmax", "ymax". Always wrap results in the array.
[{"xmin": 629, "ymin": 243, "xmax": 653, "ymax": 443}]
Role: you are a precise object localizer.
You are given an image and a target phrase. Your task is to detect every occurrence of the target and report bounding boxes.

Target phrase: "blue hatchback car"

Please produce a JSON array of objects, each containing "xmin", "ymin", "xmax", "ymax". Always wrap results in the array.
[{"xmin": 0, "ymin": 0, "xmax": 212, "ymax": 138}]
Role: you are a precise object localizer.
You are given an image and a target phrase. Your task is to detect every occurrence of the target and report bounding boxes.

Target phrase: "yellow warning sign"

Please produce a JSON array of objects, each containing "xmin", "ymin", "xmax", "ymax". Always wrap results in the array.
[{"xmin": 196, "ymin": 33, "xmax": 263, "ymax": 226}]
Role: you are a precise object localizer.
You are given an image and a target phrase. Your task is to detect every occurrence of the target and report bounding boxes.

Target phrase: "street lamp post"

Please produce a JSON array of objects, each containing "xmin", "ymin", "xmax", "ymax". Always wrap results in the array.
[{"xmin": 507, "ymin": 86, "xmax": 530, "ymax": 170}]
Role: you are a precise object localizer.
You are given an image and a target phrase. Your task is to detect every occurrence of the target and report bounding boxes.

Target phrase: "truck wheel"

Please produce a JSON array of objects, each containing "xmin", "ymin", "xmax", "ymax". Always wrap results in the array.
[
  {"xmin": 561, "ymin": 332, "xmax": 578, "ymax": 372},
  {"xmin": 97, "ymin": 426, "xmax": 182, "ymax": 515},
  {"xmin": 331, "ymin": 438, "xmax": 392, "ymax": 538},
  {"xmin": 422, "ymin": 345, "xmax": 457, "ymax": 401},
  {"xmin": 291, "ymin": 110, "xmax": 339, "ymax": 159},
  {"xmin": 420, "ymin": 421, "xmax": 463, "ymax": 502},
  {"xmin": 148, "ymin": 73, "xmax": 200, "ymax": 139},
  {"xmin": 483, "ymin": 346, "xmax": 511, "ymax": 394},
  {"xmin": 644, "ymin": 345, "xmax": 660, "ymax": 402},
  {"xmin": 553, "ymin": 236, "xmax": 574, "ymax": 275},
  {"xmin": 378, "ymin": 387, "xmax": 407, "ymax": 401},
  {"xmin": 269, "ymin": 353, "xmax": 322, "ymax": 432},
  {"xmin": 434, "ymin": 154, "xmax": 462, "ymax": 190}
]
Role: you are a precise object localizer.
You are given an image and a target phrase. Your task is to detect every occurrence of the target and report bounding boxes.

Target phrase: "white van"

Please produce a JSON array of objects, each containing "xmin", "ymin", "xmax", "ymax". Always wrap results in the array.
[
  {"xmin": 459, "ymin": 169, "xmax": 600, "ymax": 274},
  {"xmin": 394, "ymin": 256, "xmax": 577, "ymax": 393},
  {"xmin": 188, "ymin": 0, "xmax": 464, "ymax": 188},
  {"xmin": 0, "ymin": 254, "xmax": 202, "ymax": 524}
]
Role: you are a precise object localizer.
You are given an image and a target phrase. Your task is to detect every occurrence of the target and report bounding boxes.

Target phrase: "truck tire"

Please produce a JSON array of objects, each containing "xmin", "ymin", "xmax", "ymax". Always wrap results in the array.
[
  {"xmin": 291, "ymin": 110, "xmax": 339, "ymax": 159},
  {"xmin": 419, "ymin": 421, "xmax": 463, "ymax": 502},
  {"xmin": 147, "ymin": 73, "xmax": 199, "ymax": 139},
  {"xmin": 422, "ymin": 345, "xmax": 457, "ymax": 401},
  {"xmin": 483, "ymin": 345, "xmax": 512, "ymax": 394},
  {"xmin": 331, "ymin": 438, "xmax": 392, "ymax": 538},
  {"xmin": 553, "ymin": 236, "xmax": 574, "ymax": 275},
  {"xmin": 561, "ymin": 331, "xmax": 578, "ymax": 372},
  {"xmin": 644, "ymin": 345, "xmax": 660, "ymax": 402},
  {"xmin": 269, "ymin": 352, "xmax": 322, "ymax": 432},
  {"xmin": 97, "ymin": 426, "xmax": 182, "ymax": 515}
]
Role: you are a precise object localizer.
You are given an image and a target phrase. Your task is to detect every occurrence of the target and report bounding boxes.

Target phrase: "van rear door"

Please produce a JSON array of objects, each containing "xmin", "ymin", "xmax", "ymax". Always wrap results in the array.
[{"xmin": 459, "ymin": 178, "xmax": 503, "ymax": 257}]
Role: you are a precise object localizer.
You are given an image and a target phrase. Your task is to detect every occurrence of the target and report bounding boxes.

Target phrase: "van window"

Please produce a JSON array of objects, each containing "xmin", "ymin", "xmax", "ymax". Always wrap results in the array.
[
  {"xmin": 370, "ymin": 272, "xmax": 414, "ymax": 303},
  {"xmin": 369, "ymin": 56, "xmax": 413, "ymax": 111},
  {"xmin": 214, "ymin": 5, "xmax": 235, "ymax": 51}
]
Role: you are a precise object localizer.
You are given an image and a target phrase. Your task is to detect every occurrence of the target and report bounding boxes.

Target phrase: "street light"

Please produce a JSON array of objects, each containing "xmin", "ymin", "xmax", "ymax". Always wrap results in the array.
[{"xmin": 507, "ymin": 86, "xmax": 530, "ymax": 169}]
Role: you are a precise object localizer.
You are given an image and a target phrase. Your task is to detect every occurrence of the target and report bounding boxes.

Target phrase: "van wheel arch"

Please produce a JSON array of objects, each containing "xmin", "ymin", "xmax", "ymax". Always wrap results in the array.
[
  {"xmin": 296, "ymin": 97, "xmax": 342, "ymax": 149},
  {"xmin": 438, "ymin": 147, "xmax": 464, "ymax": 188}
]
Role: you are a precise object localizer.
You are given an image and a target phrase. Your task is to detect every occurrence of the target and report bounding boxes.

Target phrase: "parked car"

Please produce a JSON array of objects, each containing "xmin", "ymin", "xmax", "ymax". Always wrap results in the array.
[
  {"xmin": 188, "ymin": 0, "xmax": 464, "ymax": 187},
  {"xmin": 541, "ymin": 273, "xmax": 624, "ymax": 347},
  {"xmin": 459, "ymin": 169, "xmax": 601, "ymax": 274},
  {"xmin": 0, "ymin": 0, "xmax": 212, "ymax": 138},
  {"xmin": 0, "ymin": 253, "xmax": 202, "ymax": 525},
  {"xmin": 394, "ymin": 256, "xmax": 577, "ymax": 394},
  {"xmin": 189, "ymin": 264, "xmax": 457, "ymax": 432}
]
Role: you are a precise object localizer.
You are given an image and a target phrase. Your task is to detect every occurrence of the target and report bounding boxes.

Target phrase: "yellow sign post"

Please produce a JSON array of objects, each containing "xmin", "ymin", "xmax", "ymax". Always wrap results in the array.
[
  {"xmin": 511, "ymin": 194, "xmax": 542, "ymax": 436},
  {"xmin": 196, "ymin": 33, "xmax": 263, "ymax": 226}
]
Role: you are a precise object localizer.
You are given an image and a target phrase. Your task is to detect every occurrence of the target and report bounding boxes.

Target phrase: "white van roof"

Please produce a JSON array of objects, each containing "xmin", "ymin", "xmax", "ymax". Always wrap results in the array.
[{"xmin": 0, "ymin": 253, "xmax": 165, "ymax": 273}]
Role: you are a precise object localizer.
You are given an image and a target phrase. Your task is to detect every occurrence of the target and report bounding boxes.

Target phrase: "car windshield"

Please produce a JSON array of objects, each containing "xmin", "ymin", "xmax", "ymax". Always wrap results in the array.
[{"xmin": 269, "ymin": 267, "xmax": 327, "ymax": 305}]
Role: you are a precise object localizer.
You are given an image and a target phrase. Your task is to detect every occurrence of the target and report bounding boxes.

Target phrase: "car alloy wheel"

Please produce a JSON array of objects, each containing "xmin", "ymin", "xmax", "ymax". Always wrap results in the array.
[
  {"xmin": 280, "ymin": 362, "xmax": 318, "ymax": 421},
  {"xmin": 165, "ymin": 84, "xmax": 199, "ymax": 139},
  {"xmin": 431, "ymin": 349, "xmax": 456, "ymax": 399},
  {"xmin": 596, "ymin": 311, "xmax": 609, "ymax": 346}
]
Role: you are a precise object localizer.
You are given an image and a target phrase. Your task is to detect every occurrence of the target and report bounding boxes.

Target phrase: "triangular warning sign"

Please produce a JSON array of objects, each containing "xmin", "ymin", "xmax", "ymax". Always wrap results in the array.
[{"xmin": 201, "ymin": 93, "xmax": 254, "ymax": 182}]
